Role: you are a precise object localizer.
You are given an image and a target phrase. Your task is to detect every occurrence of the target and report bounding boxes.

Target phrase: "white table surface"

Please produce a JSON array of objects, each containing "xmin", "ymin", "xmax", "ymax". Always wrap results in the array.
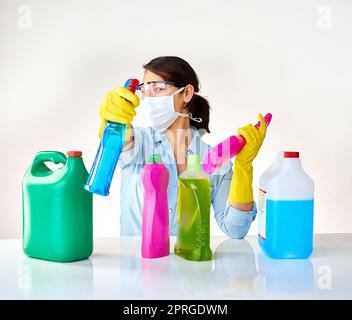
[{"xmin": 1, "ymin": 234, "xmax": 351, "ymax": 300}]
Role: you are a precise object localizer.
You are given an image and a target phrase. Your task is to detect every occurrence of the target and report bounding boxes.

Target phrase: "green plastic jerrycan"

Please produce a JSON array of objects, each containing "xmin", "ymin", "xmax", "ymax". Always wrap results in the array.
[
  {"xmin": 22, "ymin": 151, "xmax": 93, "ymax": 262},
  {"xmin": 174, "ymin": 154, "xmax": 212, "ymax": 261}
]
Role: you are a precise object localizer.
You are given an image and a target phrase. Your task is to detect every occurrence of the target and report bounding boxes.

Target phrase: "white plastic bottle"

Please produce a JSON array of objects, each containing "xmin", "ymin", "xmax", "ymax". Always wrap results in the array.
[{"xmin": 258, "ymin": 151, "xmax": 314, "ymax": 259}]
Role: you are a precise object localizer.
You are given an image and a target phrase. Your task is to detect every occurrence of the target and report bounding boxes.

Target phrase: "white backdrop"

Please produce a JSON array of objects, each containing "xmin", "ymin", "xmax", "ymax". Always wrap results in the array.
[{"xmin": 1, "ymin": 0, "xmax": 351, "ymax": 238}]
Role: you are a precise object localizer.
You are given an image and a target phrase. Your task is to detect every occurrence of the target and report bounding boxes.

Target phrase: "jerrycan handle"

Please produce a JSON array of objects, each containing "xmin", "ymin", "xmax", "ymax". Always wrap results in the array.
[{"xmin": 31, "ymin": 151, "xmax": 67, "ymax": 174}]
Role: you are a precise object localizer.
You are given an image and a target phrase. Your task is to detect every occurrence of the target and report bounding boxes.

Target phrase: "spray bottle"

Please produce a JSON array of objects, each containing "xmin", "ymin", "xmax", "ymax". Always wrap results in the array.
[
  {"xmin": 202, "ymin": 113, "xmax": 272, "ymax": 174},
  {"xmin": 85, "ymin": 78, "xmax": 139, "ymax": 196}
]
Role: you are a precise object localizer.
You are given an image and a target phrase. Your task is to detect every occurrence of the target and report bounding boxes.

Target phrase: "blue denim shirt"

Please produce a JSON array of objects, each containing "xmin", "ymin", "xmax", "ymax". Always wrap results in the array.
[{"xmin": 118, "ymin": 126, "xmax": 257, "ymax": 238}]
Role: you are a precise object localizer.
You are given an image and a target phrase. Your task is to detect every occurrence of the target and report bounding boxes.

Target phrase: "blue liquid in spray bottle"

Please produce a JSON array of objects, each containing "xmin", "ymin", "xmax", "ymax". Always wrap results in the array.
[{"xmin": 85, "ymin": 78, "xmax": 139, "ymax": 196}]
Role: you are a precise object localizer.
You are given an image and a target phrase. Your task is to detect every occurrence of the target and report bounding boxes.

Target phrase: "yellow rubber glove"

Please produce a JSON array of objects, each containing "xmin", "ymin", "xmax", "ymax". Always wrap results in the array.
[
  {"xmin": 228, "ymin": 113, "xmax": 267, "ymax": 204},
  {"xmin": 98, "ymin": 87, "xmax": 140, "ymax": 139}
]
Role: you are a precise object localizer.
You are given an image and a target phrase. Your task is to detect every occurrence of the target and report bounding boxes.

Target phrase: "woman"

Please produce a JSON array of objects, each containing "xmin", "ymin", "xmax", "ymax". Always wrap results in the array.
[{"xmin": 98, "ymin": 56, "xmax": 267, "ymax": 237}]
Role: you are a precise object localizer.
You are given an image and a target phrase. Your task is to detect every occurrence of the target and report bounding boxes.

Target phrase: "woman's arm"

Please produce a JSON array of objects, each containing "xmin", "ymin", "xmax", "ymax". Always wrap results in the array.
[
  {"xmin": 211, "ymin": 113, "xmax": 268, "ymax": 238},
  {"xmin": 231, "ymin": 201, "xmax": 254, "ymax": 212},
  {"xmin": 211, "ymin": 166, "xmax": 257, "ymax": 239},
  {"xmin": 227, "ymin": 113, "xmax": 267, "ymax": 206}
]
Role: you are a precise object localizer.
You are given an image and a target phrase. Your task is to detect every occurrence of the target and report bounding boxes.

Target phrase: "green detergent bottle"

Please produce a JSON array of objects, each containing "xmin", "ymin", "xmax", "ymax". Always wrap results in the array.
[
  {"xmin": 174, "ymin": 154, "xmax": 212, "ymax": 261},
  {"xmin": 22, "ymin": 151, "xmax": 93, "ymax": 262}
]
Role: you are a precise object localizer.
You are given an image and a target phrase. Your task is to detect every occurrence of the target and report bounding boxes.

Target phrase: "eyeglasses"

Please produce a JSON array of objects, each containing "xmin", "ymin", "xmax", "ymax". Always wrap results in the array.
[{"xmin": 135, "ymin": 80, "xmax": 181, "ymax": 98}]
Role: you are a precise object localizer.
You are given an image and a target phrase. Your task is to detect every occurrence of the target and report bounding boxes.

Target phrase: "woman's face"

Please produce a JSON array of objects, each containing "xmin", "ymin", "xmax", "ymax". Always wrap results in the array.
[{"xmin": 141, "ymin": 70, "xmax": 194, "ymax": 113}]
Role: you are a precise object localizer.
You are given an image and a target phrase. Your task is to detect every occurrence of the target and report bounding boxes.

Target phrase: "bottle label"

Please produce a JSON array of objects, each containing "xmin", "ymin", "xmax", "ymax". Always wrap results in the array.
[{"xmin": 258, "ymin": 188, "xmax": 267, "ymax": 240}]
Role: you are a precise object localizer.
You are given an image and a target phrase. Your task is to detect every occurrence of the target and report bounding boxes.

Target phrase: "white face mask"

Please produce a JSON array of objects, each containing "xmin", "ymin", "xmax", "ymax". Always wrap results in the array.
[{"xmin": 138, "ymin": 87, "xmax": 202, "ymax": 132}]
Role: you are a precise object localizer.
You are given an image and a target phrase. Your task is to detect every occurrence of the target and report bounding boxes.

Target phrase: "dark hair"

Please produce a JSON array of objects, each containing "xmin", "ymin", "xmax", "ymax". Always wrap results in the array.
[{"xmin": 143, "ymin": 56, "xmax": 210, "ymax": 133}]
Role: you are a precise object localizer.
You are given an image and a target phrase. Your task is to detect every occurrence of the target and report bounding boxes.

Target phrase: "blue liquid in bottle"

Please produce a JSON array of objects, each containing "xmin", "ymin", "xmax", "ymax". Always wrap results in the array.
[
  {"xmin": 85, "ymin": 78, "xmax": 139, "ymax": 196},
  {"xmin": 85, "ymin": 122, "xmax": 126, "ymax": 196},
  {"xmin": 258, "ymin": 199, "xmax": 314, "ymax": 259}
]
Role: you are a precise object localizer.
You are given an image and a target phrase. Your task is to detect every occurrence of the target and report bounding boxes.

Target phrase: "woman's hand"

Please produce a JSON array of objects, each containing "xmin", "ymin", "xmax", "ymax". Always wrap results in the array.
[
  {"xmin": 98, "ymin": 87, "xmax": 140, "ymax": 138},
  {"xmin": 228, "ymin": 113, "xmax": 267, "ymax": 206},
  {"xmin": 236, "ymin": 113, "xmax": 267, "ymax": 167}
]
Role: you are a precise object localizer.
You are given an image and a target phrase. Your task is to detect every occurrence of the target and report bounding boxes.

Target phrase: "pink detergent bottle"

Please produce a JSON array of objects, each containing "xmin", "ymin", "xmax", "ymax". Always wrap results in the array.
[
  {"xmin": 141, "ymin": 154, "xmax": 170, "ymax": 259},
  {"xmin": 202, "ymin": 113, "xmax": 273, "ymax": 174}
]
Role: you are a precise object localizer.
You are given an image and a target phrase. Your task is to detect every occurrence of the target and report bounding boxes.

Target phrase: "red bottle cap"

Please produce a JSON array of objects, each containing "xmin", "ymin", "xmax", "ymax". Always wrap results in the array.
[
  {"xmin": 284, "ymin": 151, "xmax": 299, "ymax": 158},
  {"xmin": 124, "ymin": 78, "xmax": 140, "ymax": 93},
  {"xmin": 66, "ymin": 151, "xmax": 82, "ymax": 157}
]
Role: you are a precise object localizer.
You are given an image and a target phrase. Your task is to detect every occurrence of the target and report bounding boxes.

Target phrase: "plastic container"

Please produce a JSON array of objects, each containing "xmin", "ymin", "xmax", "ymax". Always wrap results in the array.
[
  {"xmin": 202, "ymin": 113, "xmax": 272, "ymax": 174},
  {"xmin": 141, "ymin": 154, "xmax": 170, "ymax": 259},
  {"xmin": 258, "ymin": 151, "xmax": 314, "ymax": 259},
  {"xmin": 174, "ymin": 154, "xmax": 212, "ymax": 261},
  {"xmin": 85, "ymin": 78, "xmax": 139, "ymax": 196},
  {"xmin": 22, "ymin": 151, "xmax": 93, "ymax": 262}
]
